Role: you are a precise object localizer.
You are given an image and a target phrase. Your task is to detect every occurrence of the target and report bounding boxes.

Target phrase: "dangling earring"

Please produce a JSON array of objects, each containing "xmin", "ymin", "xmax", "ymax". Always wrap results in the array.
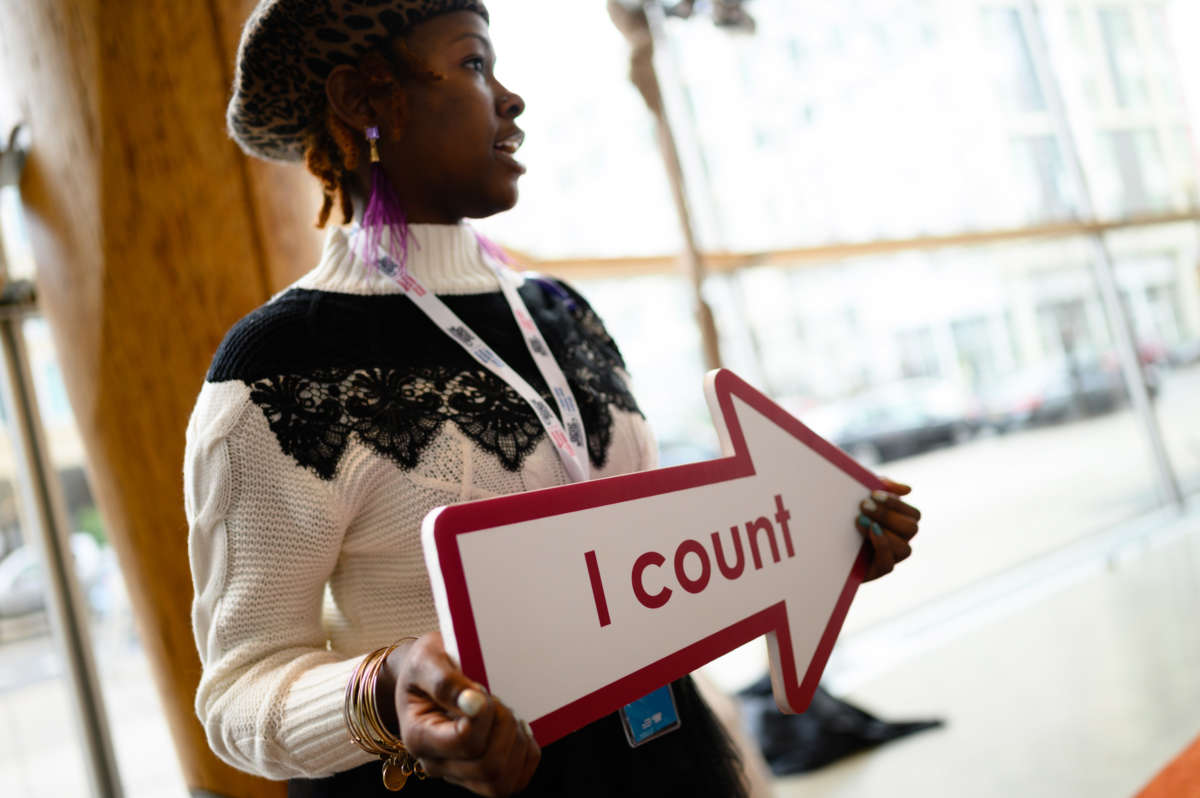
[{"xmin": 359, "ymin": 125, "xmax": 411, "ymax": 275}]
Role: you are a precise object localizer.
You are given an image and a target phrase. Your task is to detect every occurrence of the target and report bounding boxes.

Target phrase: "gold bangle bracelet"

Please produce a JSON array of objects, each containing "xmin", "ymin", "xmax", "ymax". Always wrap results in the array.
[{"xmin": 343, "ymin": 638, "xmax": 425, "ymax": 791}]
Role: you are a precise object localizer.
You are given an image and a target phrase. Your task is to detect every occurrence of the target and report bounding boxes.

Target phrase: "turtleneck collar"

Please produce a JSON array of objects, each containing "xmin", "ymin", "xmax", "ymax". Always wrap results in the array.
[{"xmin": 294, "ymin": 223, "xmax": 521, "ymax": 296}]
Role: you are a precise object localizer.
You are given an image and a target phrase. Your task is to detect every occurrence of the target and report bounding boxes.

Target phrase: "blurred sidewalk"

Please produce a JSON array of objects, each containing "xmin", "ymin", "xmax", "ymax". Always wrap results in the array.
[{"xmin": 770, "ymin": 494, "xmax": 1200, "ymax": 797}]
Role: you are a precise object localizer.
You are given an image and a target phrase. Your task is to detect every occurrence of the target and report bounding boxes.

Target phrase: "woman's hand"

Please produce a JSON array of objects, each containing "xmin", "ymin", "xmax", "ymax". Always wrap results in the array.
[
  {"xmin": 855, "ymin": 477, "xmax": 920, "ymax": 582},
  {"xmin": 378, "ymin": 632, "xmax": 540, "ymax": 797}
]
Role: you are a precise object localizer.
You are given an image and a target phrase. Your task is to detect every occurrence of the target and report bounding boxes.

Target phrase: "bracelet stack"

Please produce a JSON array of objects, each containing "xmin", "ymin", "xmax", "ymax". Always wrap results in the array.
[{"xmin": 344, "ymin": 639, "xmax": 426, "ymax": 792}]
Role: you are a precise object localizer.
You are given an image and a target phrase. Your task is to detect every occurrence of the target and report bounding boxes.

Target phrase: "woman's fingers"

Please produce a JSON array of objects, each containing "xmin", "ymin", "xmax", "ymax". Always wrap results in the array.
[
  {"xmin": 880, "ymin": 477, "xmax": 912, "ymax": 496},
  {"xmin": 864, "ymin": 489, "xmax": 920, "ymax": 521},
  {"xmin": 503, "ymin": 723, "xmax": 541, "ymax": 796},
  {"xmin": 855, "ymin": 515, "xmax": 912, "ymax": 581},
  {"xmin": 407, "ymin": 633, "xmax": 485, "ymax": 714},
  {"xmin": 862, "ymin": 516, "xmax": 896, "ymax": 580},
  {"xmin": 408, "ymin": 698, "xmax": 498, "ymax": 760},
  {"xmin": 394, "ymin": 631, "xmax": 540, "ymax": 795},
  {"xmin": 888, "ymin": 530, "xmax": 913, "ymax": 563},
  {"xmin": 397, "ymin": 634, "xmax": 497, "ymax": 758},
  {"xmin": 427, "ymin": 702, "xmax": 540, "ymax": 797},
  {"xmin": 489, "ymin": 711, "xmax": 539, "ymax": 797},
  {"xmin": 860, "ymin": 502, "xmax": 919, "ymax": 539},
  {"xmin": 513, "ymin": 721, "xmax": 541, "ymax": 792},
  {"xmin": 853, "ymin": 481, "xmax": 918, "ymax": 581}
]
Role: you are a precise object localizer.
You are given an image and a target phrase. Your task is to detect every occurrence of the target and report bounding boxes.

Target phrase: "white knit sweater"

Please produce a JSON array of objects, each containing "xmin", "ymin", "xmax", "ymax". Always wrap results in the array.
[{"xmin": 185, "ymin": 223, "xmax": 657, "ymax": 780}]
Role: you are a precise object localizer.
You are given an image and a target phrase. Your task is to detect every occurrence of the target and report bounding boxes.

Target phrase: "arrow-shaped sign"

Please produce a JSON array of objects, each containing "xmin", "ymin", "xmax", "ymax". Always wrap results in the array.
[{"xmin": 422, "ymin": 369, "xmax": 884, "ymax": 745}]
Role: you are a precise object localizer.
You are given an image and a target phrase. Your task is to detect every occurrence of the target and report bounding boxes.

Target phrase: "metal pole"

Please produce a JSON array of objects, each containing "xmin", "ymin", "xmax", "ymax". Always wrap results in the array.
[
  {"xmin": 0, "ymin": 128, "xmax": 125, "ymax": 798},
  {"xmin": 607, "ymin": 1, "xmax": 724, "ymax": 371},
  {"xmin": 642, "ymin": 2, "xmax": 724, "ymax": 370},
  {"xmin": 1018, "ymin": 1, "xmax": 1184, "ymax": 508}
]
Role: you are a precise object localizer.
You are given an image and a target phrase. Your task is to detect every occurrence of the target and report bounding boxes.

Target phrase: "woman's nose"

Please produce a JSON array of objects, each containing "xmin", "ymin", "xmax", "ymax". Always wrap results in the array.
[{"xmin": 497, "ymin": 86, "xmax": 525, "ymax": 119}]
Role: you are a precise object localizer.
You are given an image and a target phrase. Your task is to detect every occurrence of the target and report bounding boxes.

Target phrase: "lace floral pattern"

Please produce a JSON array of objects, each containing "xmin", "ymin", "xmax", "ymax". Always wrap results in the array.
[
  {"xmin": 250, "ymin": 373, "xmax": 351, "ymax": 480},
  {"xmin": 248, "ymin": 301, "xmax": 641, "ymax": 480},
  {"xmin": 238, "ymin": 279, "xmax": 643, "ymax": 480},
  {"xmin": 443, "ymin": 370, "xmax": 546, "ymax": 471},
  {"xmin": 546, "ymin": 301, "xmax": 641, "ymax": 466}
]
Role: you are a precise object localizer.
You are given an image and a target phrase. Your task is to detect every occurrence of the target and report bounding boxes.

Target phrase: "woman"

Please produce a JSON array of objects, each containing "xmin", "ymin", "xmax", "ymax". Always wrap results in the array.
[{"xmin": 186, "ymin": 2, "xmax": 921, "ymax": 795}]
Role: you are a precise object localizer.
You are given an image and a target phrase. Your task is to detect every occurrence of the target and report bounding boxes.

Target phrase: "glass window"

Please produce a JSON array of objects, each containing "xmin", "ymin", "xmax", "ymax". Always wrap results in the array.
[
  {"xmin": 22, "ymin": 323, "xmax": 186, "ymax": 798},
  {"xmin": 980, "ymin": 6, "xmax": 1047, "ymax": 112},
  {"xmin": 1108, "ymin": 221, "xmax": 1200, "ymax": 497},
  {"xmin": 1097, "ymin": 6, "xmax": 1150, "ymax": 109},
  {"xmin": 1048, "ymin": 3, "xmax": 1195, "ymax": 217},
  {"xmin": 1065, "ymin": 5, "xmax": 1107, "ymax": 109},
  {"xmin": 483, "ymin": 0, "xmax": 1200, "ymax": 615},
  {"xmin": 952, "ymin": 316, "xmax": 1003, "ymax": 388},
  {"xmin": 897, "ymin": 328, "xmax": 941, "ymax": 380},
  {"xmin": 1144, "ymin": 283, "xmax": 1184, "ymax": 344},
  {"xmin": 0, "ymin": 369, "xmax": 93, "ymax": 798},
  {"xmin": 1145, "ymin": 5, "xmax": 1182, "ymax": 107},
  {"xmin": 1011, "ymin": 134, "xmax": 1074, "ymax": 219},
  {"xmin": 1167, "ymin": 125, "xmax": 1199, "ymax": 208},
  {"xmin": 1096, "ymin": 128, "xmax": 1173, "ymax": 215},
  {"xmin": 0, "ymin": 190, "xmax": 35, "ymax": 280},
  {"xmin": 0, "ymin": 189, "xmax": 186, "ymax": 797},
  {"xmin": 472, "ymin": 0, "xmax": 680, "ymax": 258}
]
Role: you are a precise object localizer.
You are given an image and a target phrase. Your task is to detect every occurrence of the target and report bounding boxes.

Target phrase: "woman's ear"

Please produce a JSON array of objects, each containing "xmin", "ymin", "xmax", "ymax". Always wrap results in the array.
[
  {"xmin": 325, "ymin": 65, "xmax": 374, "ymax": 131},
  {"xmin": 326, "ymin": 62, "xmax": 407, "ymax": 142}
]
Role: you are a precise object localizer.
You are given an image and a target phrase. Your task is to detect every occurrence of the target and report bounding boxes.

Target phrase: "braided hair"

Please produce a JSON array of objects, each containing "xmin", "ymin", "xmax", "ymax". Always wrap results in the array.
[{"xmin": 302, "ymin": 40, "xmax": 443, "ymax": 228}]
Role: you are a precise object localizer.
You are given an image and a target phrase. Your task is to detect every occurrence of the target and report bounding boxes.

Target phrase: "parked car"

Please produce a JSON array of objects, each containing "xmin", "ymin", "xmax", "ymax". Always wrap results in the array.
[
  {"xmin": 0, "ymin": 533, "xmax": 108, "ymax": 618},
  {"xmin": 799, "ymin": 379, "xmax": 977, "ymax": 466},
  {"xmin": 1167, "ymin": 338, "xmax": 1200, "ymax": 367},
  {"xmin": 978, "ymin": 355, "xmax": 1159, "ymax": 432}
]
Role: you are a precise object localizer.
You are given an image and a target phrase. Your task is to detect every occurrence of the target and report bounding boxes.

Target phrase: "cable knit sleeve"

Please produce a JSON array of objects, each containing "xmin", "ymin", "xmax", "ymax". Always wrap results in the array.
[{"xmin": 185, "ymin": 380, "xmax": 373, "ymax": 780}]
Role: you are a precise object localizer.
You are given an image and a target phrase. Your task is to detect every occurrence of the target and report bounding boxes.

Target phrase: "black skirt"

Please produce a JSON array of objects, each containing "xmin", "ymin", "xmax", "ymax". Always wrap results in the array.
[{"xmin": 288, "ymin": 677, "xmax": 748, "ymax": 798}]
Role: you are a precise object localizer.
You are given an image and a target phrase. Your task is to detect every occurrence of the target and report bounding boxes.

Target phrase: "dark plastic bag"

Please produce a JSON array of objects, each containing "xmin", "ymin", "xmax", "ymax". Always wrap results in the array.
[{"xmin": 736, "ymin": 676, "xmax": 943, "ymax": 775}]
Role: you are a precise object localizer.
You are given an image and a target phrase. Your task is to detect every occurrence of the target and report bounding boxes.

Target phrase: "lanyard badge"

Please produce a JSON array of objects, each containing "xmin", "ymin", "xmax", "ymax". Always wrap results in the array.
[
  {"xmin": 370, "ymin": 233, "xmax": 681, "ymax": 746},
  {"xmin": 619, "ymin": 684, "xmax": 682, "ymax": 747}
]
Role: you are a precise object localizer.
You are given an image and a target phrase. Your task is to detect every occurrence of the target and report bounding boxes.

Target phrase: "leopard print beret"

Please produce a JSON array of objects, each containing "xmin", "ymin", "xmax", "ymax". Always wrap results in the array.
[{"xmin": 228, "ymin": 0, "xmax": 489, "ymax": 162}]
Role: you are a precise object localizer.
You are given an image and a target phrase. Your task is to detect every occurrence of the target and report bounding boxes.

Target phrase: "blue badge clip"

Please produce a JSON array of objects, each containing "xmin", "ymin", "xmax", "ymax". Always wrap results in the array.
[{"xmin": 619, "ymin": 683, "xmax": 682, "ymax": 747}]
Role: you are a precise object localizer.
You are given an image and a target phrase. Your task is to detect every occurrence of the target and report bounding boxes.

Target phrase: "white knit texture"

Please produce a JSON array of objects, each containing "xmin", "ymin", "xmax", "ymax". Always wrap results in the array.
[
  {"xmin": 185, "ymin": 226, "xmax": 658, "ymax": 780},
  {"xmin": 293, "ymin": 224, "xmax": 522, "ymax": 297}
]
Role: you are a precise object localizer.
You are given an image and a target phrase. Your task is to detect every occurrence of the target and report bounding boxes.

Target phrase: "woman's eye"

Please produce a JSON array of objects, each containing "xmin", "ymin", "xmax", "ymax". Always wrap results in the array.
[{"xmin": 465, "ymin": 57, "xmax": 485, "ymax": 73}]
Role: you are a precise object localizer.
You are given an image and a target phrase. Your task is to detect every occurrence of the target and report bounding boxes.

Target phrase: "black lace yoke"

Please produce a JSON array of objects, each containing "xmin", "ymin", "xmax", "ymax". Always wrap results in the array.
[{"xmin": 207, "ymin": 279, "xmax": 641, "ymax": 480}]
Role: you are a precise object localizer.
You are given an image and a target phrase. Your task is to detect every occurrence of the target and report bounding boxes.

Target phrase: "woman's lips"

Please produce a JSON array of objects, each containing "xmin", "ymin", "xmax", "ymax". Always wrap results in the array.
[{"xmin": 494, "ymin": 131, "xmax": 526, "ymax": 173}]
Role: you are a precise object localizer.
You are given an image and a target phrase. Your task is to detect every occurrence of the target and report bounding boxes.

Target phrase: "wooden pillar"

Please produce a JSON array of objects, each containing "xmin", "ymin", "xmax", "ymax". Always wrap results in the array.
[{"xmin": 0, "ymin": 1, "xmax": 322, "ymax": 795}]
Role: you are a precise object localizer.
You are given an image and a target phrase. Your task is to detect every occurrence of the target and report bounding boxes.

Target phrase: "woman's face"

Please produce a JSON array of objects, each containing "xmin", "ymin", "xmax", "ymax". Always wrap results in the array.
[{"xmin": 380, "ymin": 11, "xmax": 526, "ymax": 223}]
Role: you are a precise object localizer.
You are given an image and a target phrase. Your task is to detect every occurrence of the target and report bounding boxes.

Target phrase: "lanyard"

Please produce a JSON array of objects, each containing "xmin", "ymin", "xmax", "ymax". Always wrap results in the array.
[{"xmin": 369, "ymin": 240, "xmax": 590, "ymax": 483}]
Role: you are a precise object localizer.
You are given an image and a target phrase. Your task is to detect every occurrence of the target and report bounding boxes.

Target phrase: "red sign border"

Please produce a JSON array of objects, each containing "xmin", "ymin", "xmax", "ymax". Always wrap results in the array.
[{"xmin": 427, "ymin": 368, "xmax": 885, "ymax": 744}]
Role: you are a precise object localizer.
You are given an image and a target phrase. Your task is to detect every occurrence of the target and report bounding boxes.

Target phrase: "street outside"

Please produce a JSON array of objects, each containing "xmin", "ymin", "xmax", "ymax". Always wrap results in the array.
[
  {"xmin": 841, "ymin": 361, "xmax": 1200, "ymax": 635},
  {"xmin": 1, "ymin": 365, "xmax": 1198, "ymax": 797}
]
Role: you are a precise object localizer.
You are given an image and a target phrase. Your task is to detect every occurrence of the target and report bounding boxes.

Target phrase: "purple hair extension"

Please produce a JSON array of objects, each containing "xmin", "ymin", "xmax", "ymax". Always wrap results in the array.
[
  {"xmin": 473, "ymin": 229, "xmax": 515, "ymax": 267},
  {"xmin": 359, "ymin": 126, "xmax": 413, "ymax": 274}
]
